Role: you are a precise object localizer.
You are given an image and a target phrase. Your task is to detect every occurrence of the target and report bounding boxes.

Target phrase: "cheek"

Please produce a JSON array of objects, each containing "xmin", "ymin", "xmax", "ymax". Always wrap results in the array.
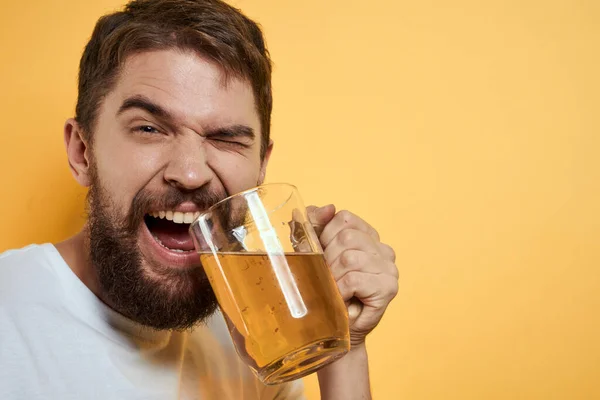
[
  {"xmin": 93, "ymin": 139, "xmax": 163, "ymax": 209},
  {"xmin": 206, "ymin": 149, "xmax": 262, "ymax": 194}
]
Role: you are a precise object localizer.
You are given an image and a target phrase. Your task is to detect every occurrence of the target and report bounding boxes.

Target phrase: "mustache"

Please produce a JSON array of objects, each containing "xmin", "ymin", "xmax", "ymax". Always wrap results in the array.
[{"xmin": 126, "ymin": 186, "xmax": 228, "ymax": 231}]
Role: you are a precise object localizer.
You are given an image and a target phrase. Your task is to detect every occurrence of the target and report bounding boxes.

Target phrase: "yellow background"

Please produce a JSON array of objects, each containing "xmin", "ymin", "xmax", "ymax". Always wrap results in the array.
[{"xmin": 1, "ymin": 0, "xmax": 599, "ymax": 399}]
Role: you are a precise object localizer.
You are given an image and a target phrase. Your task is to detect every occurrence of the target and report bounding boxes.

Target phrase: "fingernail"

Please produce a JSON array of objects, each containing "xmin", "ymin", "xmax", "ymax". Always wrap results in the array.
[{"xmin": 348, "ymin": 299, "xmax": 363, "ymax": 321}]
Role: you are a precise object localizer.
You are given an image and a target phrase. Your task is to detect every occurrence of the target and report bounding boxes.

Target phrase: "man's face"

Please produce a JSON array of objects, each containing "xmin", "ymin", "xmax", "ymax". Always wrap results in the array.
[{"xmin": 82, "ymin": 49, "xmax": 269, "ymax": 329}]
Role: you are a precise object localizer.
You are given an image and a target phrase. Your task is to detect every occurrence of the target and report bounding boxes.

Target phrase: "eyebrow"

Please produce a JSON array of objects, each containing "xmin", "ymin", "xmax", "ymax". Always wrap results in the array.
[
  {"xmin": 205, "ymin": 125, "xmax": 255, "ymax": 140},
  {"xmin": 117, "ymin": 95, "xmax": 174, "ymax": 122},
  {"xmin": 117, "ymin": 94, "xmax": 255, "ymax": 140}
]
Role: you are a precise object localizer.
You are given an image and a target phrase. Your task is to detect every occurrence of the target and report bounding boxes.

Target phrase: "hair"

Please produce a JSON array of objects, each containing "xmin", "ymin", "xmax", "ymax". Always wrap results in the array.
[{"xmin": 75, "ymin": 0, "xmax": 273, "ymax": 158}]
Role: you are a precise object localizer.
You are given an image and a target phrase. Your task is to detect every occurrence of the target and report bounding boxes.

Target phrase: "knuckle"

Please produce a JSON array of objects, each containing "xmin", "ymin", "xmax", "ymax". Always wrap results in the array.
[
  {"xmin": 381, "ymin": 243, "xmax": 396, "ymax": 261},
  {"xmin": 382, "ymin": 260, "xmax": 399, "ymax": 278},
  {"xmin": 340, "ymin": 249, "xmax": 360, "ymax": 267},
  {"xmin": 338, "ymin": 229, "xmax": 357, "ymax": 247},
  {"xmin": 342, "ymin": 271, "xmax": 360, "ymax": 291},
  {"xmin": 371, "ymin": 228, "xmax": 381, "ymax": 241},
  {"xmin": 388, "ymin": 246, "xmax": 397, "ymax": 262},
  {"xmin": 338, "ymin": 210, "xmax": 355, "ymax": 225},
  {"xmin": 388, "ymin": 280, "xmax": 399, "ymax": 299}
]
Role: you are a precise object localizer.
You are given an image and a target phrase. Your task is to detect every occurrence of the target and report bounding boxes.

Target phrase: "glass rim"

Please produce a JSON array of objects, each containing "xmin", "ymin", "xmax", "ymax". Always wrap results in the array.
[{"xmin": 189, "ymin": 182, "xmax": 298, "ymax": 228}]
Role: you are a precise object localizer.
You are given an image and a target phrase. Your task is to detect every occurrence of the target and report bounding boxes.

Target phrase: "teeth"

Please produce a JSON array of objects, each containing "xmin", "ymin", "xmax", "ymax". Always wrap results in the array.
[
  {"xmin": 149, "ymin": 210, "xmax": 199, "ymax": 224},
  {"xmin": 183, "ymin": 212, "xmax": 195, "ymax": 223},
  {"xmin": 173, "ymin": 211, "xmax": 184, "ymax": 223}
]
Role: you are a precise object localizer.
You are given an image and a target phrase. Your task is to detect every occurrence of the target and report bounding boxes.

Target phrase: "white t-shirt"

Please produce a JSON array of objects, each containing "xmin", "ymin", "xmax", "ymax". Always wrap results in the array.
[{"xmin": 0, "ymin": 244, "xmax": 304, "ymax": 400}]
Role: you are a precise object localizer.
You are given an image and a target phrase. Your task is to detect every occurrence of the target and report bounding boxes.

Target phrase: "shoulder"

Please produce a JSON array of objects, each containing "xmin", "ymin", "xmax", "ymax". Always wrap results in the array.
[
  {"xmin": 1, "ymin": 243, "xmax": 47, "ymax": 261},
  {"xmin": 0, "ymin": 244, "xmax": 60, "ymax": 302},
  {"xmin": 0, "ymin": 243, "xmax": 56, "ymax": 275}
]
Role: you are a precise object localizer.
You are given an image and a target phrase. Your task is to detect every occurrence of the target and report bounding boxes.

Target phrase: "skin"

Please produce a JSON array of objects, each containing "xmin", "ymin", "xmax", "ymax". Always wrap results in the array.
[
  {"xmin": 57, "ymin": 49, "xmax": 398, "ymax": 399},
  {"xmin": 59, "ymin": 48, "xmax": 268, "ymax": 295}
]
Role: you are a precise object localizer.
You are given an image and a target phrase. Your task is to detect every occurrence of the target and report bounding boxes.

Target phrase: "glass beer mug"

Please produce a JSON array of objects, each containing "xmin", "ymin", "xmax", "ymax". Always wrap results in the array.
[{"xmin": 189, "ymin": 183, "xmax": 350, "ymax": 384}]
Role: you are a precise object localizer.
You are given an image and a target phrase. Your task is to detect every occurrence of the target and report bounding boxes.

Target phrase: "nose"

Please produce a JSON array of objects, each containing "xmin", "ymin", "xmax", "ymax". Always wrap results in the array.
[{"xmin": 163, "ymin": 136, "xmax": 212, "ymax": 191}]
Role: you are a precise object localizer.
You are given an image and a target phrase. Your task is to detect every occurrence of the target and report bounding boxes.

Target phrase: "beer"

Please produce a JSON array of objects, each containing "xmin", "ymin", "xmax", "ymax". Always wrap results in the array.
[
  {"xmin": 199, "ymin": 252, "xmax": 350, "ymax": 383},
  {"xmin": 191, "ymin": 183, "xmax": 351, "ymax": 384}
]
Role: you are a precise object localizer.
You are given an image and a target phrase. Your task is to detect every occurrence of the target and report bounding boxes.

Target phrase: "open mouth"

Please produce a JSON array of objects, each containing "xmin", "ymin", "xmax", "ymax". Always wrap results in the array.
[{"xmin": 144, "ymin": 211, "xmax": 200, "ymax": 253}]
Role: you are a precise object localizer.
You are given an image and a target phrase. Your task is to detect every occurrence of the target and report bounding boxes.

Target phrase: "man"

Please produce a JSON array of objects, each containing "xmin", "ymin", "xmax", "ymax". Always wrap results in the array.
[{"xmin": 0, "ymin": 0, "xmax": 399, "ymax": 398}]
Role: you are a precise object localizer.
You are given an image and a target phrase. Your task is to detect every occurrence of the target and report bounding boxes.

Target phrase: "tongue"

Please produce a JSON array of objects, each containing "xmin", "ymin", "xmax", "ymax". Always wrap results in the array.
[{"xmin": 149, "ymin": 219, "xmax": 195, "ymax": 251}]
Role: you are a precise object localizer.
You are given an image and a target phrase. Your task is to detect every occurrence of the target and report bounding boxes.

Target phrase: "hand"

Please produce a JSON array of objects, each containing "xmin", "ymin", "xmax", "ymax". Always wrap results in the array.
[{"xmin": 307, "ymin": 204, "xmax": 399, "ymax": 347}]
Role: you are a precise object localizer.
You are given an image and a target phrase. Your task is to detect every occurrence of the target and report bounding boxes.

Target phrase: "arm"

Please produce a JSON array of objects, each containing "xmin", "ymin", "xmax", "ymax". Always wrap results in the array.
[
  {"xmin": 307, "ymin": 205, "xmax": 399, "ymax": 400},
  {"xmin": 317, "ymin": 343, "xmax": 371, "ymax": 400}
]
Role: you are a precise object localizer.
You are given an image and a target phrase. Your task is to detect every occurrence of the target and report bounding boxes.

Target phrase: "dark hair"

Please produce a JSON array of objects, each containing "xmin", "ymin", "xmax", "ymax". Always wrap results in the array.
[{"xmin": 75, "ymin": 0, "xmax": 273, "ymax": 158}]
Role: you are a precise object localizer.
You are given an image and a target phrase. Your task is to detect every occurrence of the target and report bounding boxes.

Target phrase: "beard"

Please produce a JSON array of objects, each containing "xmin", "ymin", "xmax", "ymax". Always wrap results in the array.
[{"xmin": 86, "ymin": 170, "xmax": 227, "ymax": 331}]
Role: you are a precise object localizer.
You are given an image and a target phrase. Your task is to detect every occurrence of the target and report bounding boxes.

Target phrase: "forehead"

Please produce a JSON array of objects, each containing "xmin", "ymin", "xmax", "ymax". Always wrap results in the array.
[{"xmin": 103, "ymin": 49, "xmax": 259, "ymax": 128}]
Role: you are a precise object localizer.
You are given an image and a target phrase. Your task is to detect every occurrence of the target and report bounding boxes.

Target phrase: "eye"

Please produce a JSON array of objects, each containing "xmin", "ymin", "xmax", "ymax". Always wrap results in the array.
[
  {"xmin": 134, "ymin": 125, "xmax": 161, "ymax": 134},
  {"xmin": 210, "ymin": 138, "xmax": 249, "ymax": 149}
]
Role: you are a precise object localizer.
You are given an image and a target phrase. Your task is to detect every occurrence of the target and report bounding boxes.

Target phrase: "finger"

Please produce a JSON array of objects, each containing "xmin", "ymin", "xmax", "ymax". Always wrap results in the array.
[
  {"xmin": 347, "ymin": 298, "xmax": 364, "ymax": 323},
  {"xmin": 324, "ymin": 229, "xmax": 380, "ymax": 266},
  {"xmin": 336, "ymin": 271, "xmax": 399, "ymax": 331},
  {"xmin": 306, "ymin": 204, "xmax": 336, "ymax": 237},
  {"xmin": 287, "ymin": 208, "xmax": 314, "ymax": 252},
  {"xmin": 329, "ymin": 249, "xmax": 397, "ymax": 281},
  {"xmin": 378, "ymin": 243, "xmax": 397, "ymax": 263},
  {"xmin": 320, "ymin": 210, "xmax": 380, "ymax": 248},
  {"xmin": 336, "ymin": 271, "xmax": 399, "ymax": 306}
]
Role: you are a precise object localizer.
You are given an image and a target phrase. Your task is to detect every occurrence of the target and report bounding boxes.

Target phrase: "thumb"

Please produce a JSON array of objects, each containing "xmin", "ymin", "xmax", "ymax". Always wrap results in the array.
[
  {"xmin": 347, "ymin": 298, "xmax": 364, "ymax": 323},
  {"xmin": 306, "ymin": 204, "xmax": 336, "ymax": 236}
]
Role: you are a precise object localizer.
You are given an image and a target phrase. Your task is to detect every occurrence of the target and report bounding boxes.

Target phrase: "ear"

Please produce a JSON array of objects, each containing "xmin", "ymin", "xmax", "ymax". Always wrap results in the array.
[
  {"xmin": 257, "ymin": 139, "xmax": 274, "ymax": 185},
  {"xmin": 64, "ymin": 118, "xmax": 93, "ymax": 187}
]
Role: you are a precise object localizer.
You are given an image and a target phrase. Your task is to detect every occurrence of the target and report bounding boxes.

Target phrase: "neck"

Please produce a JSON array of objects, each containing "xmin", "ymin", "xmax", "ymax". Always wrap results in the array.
[{"xmin": 55, "ymin": 229, "xmax": 102, "ymax": 299}]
